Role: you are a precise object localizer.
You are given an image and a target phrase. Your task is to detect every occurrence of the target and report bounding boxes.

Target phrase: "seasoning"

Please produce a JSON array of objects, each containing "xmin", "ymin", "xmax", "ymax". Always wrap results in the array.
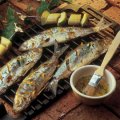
[{"xmin": 75, "ymin": 75, "xmax": 109, "ymax": 96}]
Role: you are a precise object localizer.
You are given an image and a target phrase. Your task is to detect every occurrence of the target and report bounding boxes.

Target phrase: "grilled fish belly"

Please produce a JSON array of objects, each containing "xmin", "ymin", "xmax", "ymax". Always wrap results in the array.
[{"xmin": 0, "ymin": 48, "xmax": 43, "ymax": 95}]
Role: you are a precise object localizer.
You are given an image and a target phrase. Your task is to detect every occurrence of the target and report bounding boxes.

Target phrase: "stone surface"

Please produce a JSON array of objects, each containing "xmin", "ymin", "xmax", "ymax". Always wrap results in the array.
[{"xmin": 62, "ymin": 105, "xmax": 120, "ymax": 120}]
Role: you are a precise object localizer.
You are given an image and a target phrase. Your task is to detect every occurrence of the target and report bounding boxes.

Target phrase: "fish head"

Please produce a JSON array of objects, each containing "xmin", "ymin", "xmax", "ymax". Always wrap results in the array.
[{"xmin": 13, "ymin": 94, "xmax": 30, "ymax": 113}]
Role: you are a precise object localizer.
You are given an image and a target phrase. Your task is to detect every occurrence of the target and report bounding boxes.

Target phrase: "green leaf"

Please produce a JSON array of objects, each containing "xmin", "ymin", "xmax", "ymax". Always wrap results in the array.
[
  {"xmin": 37, "ymin": 1, "xmax": 50, "ymax": 14},
  {"xmin": 2, "ymin": 7, "xmax": 17, "ymax": 40}
]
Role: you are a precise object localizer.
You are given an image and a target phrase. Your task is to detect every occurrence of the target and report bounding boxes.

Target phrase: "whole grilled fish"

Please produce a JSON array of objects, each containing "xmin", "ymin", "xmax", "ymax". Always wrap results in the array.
[
  {"xmin": 48, "ymin": 39, "xmax": 112, "ymax": 95},
  {"xmin": 0, "ymin": 48, "xmax": 42, "ymax": 95},
  {"xmin": 19, "ymin": 18, "xmax": 111, "ymax": 51},
  {"xmin": 13, "ymin": 44, "xmax": 68, "ymax": 113}
]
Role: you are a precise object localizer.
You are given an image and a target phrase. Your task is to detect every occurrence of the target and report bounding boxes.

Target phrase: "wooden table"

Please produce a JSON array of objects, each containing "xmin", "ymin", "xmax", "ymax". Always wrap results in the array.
[{"xmin": 1, "ymin": 0, "xmax": 120, "ymax": 120}]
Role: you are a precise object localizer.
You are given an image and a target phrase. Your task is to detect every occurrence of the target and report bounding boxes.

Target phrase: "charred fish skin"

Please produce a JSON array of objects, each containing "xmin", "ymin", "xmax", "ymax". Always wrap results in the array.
[
  {"xmin": 19, "ymin": 18, "xmax": 112, "ymax": 51},
  {"xmin": 0, "ymin": 48, "xmax": 43, "ymax": 95},
  {"xmin": 48, "ymin": 39, "xmax": 112, "ymax": 95},
  {"xmin": 13, "ymin": 45, "xmax": 68, "ymax": 113}
]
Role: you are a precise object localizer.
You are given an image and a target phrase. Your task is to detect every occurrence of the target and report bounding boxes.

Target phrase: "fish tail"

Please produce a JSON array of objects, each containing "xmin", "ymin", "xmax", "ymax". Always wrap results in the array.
[
  {"xmin": 93, "ymin": 18, "xmax": 112, "ymax": 32},
  {"xmin": 53, "ymin": 41, "xmax": 69, "ymax": 59},
  {"xmin": 47, "ymin": 78, "xmax": 59, "ymax": 96}
]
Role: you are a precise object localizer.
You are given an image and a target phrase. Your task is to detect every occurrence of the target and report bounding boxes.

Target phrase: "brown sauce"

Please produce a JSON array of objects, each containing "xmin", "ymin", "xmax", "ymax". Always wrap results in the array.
[{"xmin": 75, "ymin": 75, "xmax": 109, "ymax": 96}]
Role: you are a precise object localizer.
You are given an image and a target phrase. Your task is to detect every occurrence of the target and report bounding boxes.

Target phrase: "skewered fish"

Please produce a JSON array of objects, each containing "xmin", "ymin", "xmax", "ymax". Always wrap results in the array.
[
  {"xmin": 19, "ymin": 18, "xmax": 111, "ymax": 51},
  {"xmin": 0, "ymin": 48, "xmax": 43, "ymax": 95},
  {"xmin": 13, "ymin": 44, "xmax": 68, "ymax": 113},
  {"xmin": 48, "ymin": 39, "xmax": 112, "ymax": 95}
]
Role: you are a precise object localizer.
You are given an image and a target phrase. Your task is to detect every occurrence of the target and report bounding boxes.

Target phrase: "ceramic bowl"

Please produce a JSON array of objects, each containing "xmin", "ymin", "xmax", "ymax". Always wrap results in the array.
[{"xmin": 70, "ymin": 65, "xmax": 116, "ymax": 105}]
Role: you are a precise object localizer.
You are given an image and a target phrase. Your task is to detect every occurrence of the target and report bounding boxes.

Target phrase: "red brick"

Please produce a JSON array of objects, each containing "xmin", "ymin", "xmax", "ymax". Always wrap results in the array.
[
  {"xmin": 36, "ymin": 91, "xmax": 81, "ymax": 120},
  {"xmin": 106, "ymin": 66, "xmax": 120, "ymax": 80},
  {"xmin": 73, "ymin": 0, "xmax": 108, "ymax": 10},
  {"xmin": 106, "ymin": 0, "xmax": 120, "ymax": 8},
  {"xmin": 103, "ymin": 6, "xmax": 120, "ymax": 24},
  {"xmin": 9, "ymin": 0, "xmax": 40, "ymax": 15},
  {"xmin": 109, "ymin": 53, "xmax": 120, "ymax": 67},
  {"xmin": 33, "ymin": 112, "xmax": 53, "ymax": 120},
  {"xmin": 109, "ymin": 53, "xmax": 120, "ymax": 72},
  {"xmin": 62, "ymin": 105, "xmax": 120, "ymax": 120},
  {"xmin": 104, "ymin": 80, "xmax": 120, "ymax": 116},
  {"xmin": 0, "ymin": 98, "xmax": 21, "ymax": 119}
]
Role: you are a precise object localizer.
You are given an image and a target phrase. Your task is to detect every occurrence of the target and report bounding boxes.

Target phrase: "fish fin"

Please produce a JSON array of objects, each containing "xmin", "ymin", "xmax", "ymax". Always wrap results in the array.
[
  {"xmin": 93, "ymin": 17, "xmax": 112, "ymax": 32},
  {"xmin": 53, "ymin": 40, "xmax": 69, "ymax": 59},
  {"xmin": 47, "ymin": 78, "xmax": 59, "ymax": 96}
]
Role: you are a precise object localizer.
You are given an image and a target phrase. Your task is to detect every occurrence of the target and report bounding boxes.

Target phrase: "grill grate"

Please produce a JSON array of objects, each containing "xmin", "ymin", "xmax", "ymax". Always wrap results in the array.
[{"xmin": 0, "ymin": 5, "xmax": 120, "ymax": 120}]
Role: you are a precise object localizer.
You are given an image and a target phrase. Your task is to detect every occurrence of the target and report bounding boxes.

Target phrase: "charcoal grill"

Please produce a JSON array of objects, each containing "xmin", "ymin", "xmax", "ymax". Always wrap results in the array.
[{"xmin": 0, "ymin": 5, "xmax": 120, "ymax": 120}]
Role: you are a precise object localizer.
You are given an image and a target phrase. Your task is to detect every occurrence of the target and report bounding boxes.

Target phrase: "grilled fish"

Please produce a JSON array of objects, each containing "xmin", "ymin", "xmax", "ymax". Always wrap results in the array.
[
  {"xmin": 19, "ymin": 18, "xmax": 112, "ymax": 51},
  {"xmin": 48, "ymin": 39, "xmax": 112, "ymax": 95},
  {"xmin": 0, "ymin": 48, "xmax": 42, "ymax": 95},
  {"xmin": 13, "ymin": 44, "xmax": 68, "ymax": 113}
]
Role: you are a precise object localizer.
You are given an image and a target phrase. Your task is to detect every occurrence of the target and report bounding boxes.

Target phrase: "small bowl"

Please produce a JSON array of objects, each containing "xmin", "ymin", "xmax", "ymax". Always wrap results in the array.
[{"xmin": 70, "ymin": 65, "xmax": 116, "ymax": 105}]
